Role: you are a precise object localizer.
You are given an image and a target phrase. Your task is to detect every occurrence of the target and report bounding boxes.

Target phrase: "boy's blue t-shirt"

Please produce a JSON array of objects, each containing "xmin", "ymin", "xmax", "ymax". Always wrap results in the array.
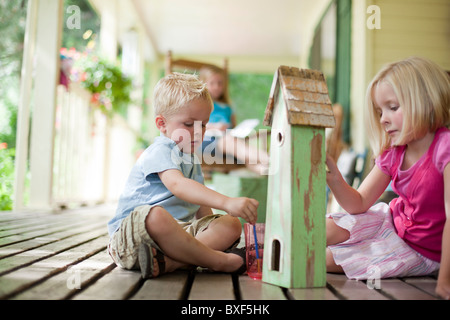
[{"xmin": 107, "ymin": 135, "xmax": 204, "ymax": 237}]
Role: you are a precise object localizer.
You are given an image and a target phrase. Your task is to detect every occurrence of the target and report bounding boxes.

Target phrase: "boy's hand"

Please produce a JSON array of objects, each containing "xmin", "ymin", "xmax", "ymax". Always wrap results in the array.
[{"xmin": 224, "ymin": 197, "xmax": 259, "ymax": 224}]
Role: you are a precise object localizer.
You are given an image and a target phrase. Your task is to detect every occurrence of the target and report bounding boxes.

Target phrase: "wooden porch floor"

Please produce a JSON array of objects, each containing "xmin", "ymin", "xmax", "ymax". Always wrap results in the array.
[{"xmin": 0, "ymin": 205, "xmax": 440, "ymax": 301}]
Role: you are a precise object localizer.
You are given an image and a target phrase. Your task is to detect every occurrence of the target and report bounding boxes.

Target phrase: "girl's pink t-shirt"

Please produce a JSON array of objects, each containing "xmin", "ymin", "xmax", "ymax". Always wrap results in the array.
[{"xmin": 376, "ymin": 127, "xmax": 450, "ymax": 262}]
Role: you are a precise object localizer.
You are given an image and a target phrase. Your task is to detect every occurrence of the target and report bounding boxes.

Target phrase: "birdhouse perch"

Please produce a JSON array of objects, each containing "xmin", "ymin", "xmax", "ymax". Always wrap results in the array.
[{"xmin": 262, "ymin": 66, "xmax": 335, "ymax": 288}]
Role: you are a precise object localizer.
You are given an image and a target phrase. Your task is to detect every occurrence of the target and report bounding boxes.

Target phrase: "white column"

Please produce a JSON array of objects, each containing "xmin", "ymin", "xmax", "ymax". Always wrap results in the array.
[
  {"xmin": 99, "ymin": 0, "xmax": 118, "ymax": 61},
  {"xmin": 28, "ymin": 0, "xmax": 64, "ymax": 209},
  {"xmin": 351, "ymin": 0, "xmax": 372, "ymax": 153},
  {"xmin": 14, "ymin": 0, "xmax": 39, "ymax": 210},
  {"xmin": 98, "ymin": 0, "xmax": 118, "ymax": 202}
]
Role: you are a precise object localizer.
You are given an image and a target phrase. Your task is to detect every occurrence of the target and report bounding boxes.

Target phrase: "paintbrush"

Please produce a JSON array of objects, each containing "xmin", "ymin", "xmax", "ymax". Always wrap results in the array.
[{"xmin": 253, "ymin": 224, "xmax": 261, "ymax": 273}]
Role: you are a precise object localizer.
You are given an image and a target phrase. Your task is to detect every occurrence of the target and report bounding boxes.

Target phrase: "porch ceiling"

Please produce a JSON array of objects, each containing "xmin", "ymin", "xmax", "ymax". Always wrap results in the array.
[{"xmin": 130, "ymin": 0, "xmax": 308, "ymax": 59}]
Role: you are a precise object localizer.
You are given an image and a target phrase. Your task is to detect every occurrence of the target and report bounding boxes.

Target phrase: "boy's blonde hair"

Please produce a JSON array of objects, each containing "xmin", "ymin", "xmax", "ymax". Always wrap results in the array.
[
  {"xmin": 153, "ymin": 72, "xmax": 213, "ymax": 118},
  {"xmin": 366, "ymin": 56, "xmax": 450, "ymax": 156}
]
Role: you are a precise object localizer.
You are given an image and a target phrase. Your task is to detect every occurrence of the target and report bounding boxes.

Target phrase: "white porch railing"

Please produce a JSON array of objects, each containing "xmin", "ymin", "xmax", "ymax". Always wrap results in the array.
[
  {"xmin": 53, "ymin": 84, "xmax": 107, "ymax": 206},
  {"xmin": 53, "ymin": 83, "xmax": 139, "ymax": 208}
]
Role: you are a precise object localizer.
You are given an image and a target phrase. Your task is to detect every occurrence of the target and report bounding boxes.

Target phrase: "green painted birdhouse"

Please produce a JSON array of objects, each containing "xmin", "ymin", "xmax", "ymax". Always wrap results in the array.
[{"xmin": 262, "ymin": 66, "xmax": 335, "ymax": 288}]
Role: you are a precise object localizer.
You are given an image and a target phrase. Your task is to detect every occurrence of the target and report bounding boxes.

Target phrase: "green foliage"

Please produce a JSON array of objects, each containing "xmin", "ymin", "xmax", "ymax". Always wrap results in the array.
[
  {"xmin": 0, "ymin": 0, "xmax": 27, "ymax": 150},
  {"xmin": 62, "ymin": 0, "xmax": 131, "ymax": 117},
  {"xmin": 0, "ymin": 87, "xmax": 19, "ymax": 149},
  {"xmin": 0, "ymin": 147, "xmax": 15, "ymax": 211},
  {"xmin": 74, "ymin": 54, "xmax": 133, "ymax": 117},
  {"xmin": 228, "ymin": 73, "xmax": 273, "ymax": 129},
  {"xmin": 0, "ymin": 0, "xmax": 27, "ymax": 79}
]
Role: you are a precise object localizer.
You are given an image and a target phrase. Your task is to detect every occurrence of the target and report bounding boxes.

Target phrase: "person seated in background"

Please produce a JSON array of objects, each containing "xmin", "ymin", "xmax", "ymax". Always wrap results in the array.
[{"xmin": 199, "ymin": 65, "xmax": 269, "ymax": 175}]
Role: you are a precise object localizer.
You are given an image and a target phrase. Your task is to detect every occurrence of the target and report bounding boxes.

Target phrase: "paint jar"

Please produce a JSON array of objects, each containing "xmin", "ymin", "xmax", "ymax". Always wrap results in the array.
[{"xmin": 244, "ymin": 223, "xmax": 265, "ymax": 280}]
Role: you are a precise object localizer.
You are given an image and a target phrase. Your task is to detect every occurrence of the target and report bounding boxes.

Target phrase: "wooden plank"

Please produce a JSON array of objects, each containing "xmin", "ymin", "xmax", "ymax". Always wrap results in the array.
[
  {"xmin": 72, "ymin": 267, "xmax": 142, "ymax": 300},
  {"xmin": 288, "ymin": 285, "xmax": 339, "ymax": 300},
  {"xmin": 2, "ymin": 208, "xmax": 441, "ymax": 301},
  {"xmin": 188, "ymin": 273, "xmax": 235, "ymax": 300},
  {"xmin": 239, "ymin": 276, "xmax": 286, "ymax": 300},
  {"xmin": 0, "ymin": 212, "xmax": 106, "ymax": 241},
  {"xmin": 326, "ymin": 273, "xmax": 388, "ymax": 300},
  {"xmin": 0, "ymin": 235, "xmax": 108, "ymax": 299},
  {"xmin": 0, "ymin": 218, "xmax": 100, "ymax": 248},
  {"xmin": 131, "ymin": 271, "xmax": 191, "ymax": 300},
  {"xmin": 0, "ymin": 211, "xmax": 51, "ymax": 224},
  {"xmin": 403, "ymin": 276, "xmax": 438, "ymax": 298},
  {"xmin": 0, "ymin": 226, "xmax": 107, "ymax": 276},
  {"xmin": 0, "ymin": 221, "xmax": 107, "ymax": 262},
  {"xmin": 11, "ymin": 248, "xmax": 114, "ymax": 300},
  {"xmin": 0, "ymin": 215, "xmax": 78, "ymax": 235},
  {"xmin": 378, "ymin": 278, "xmax": 437, "ymax": 300}
]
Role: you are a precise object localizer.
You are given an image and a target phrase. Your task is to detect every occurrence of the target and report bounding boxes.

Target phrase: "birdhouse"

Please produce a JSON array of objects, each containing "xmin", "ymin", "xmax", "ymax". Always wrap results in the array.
[{"xmin": 262, "ymin": 66, "xmax": 335, "ymax": 288}]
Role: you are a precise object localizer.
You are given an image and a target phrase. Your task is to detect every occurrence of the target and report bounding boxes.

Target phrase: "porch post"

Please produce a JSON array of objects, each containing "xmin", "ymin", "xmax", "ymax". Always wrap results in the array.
[
  {"xmin": 98, "ymin": 0, "xmax": 118, "ymax": 202},
  {"xmin": 14, "ymin": 0, "xmax": 39, "ymax": 210},
  {"xmin": 28, "ymin": 0, "xmax": 64, "ymax": 209}
]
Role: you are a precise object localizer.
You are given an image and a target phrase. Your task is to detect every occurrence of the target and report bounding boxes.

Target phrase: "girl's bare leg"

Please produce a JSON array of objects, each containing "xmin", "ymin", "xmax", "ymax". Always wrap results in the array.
[
  {"xmin": 326, "ymin": 248, "xmax": 344, "ymax": 273},
  {"xmin": 326, "ymin": 218, "xmax": 349, "ymax": 273},
  {"xmin": 217, "ymin": 134, "xmax": 269, "ymax": 174},
  {"xmin": 144, "ymin": 207, "xmax": 243, "ymax": 274},
  {"xmin": 326, "ymin": 218, "xmax": 350, "ymax": 246}
]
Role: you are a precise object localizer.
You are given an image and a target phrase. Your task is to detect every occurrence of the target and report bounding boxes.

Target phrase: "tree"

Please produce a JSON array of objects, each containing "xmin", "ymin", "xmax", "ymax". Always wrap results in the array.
[{"xmin": 0, "ymin": 0, "xmax": 27, "ymax": 148}]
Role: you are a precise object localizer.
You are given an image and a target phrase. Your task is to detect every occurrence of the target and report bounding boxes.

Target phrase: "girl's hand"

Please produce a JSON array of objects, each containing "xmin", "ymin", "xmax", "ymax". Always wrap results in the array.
[
  {"xmin": 224, "ymin": 197, "xmax": 259, "ymax": 224},
  {"xmin": 325, "ymin": 153, "xmax": 342, "ymax": 186},
  {"xmin": 436, "ymin": 279, "xmax": 450, "ymax": 300}
]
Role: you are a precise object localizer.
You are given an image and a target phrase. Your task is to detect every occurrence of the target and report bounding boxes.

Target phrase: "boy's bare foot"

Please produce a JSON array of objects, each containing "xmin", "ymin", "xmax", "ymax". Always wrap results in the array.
[{"xmin": 223, "ymin": 247, "xmax": 246, "ymax": 274}]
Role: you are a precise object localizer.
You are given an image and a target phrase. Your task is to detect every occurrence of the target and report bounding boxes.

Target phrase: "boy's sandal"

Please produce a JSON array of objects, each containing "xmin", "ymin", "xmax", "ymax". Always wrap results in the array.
[
  {"xmin": 138, "ymin": 243, "xmax": 166, "ymax": 279},
  {"xmin": 225, "ymin": 247, "xmax": 247, "ymax": 275}
]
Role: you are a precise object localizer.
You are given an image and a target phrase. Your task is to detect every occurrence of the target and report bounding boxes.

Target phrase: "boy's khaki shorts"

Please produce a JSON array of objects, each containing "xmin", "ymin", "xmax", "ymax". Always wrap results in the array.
[{"xmin": 108, "ymin": 205, "xmax": 222, "ymax": 270}]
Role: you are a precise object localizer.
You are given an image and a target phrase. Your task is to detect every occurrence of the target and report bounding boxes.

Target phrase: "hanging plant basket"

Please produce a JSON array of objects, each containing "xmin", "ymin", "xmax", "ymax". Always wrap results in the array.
[{"xmin": 61, "ymin": 48, "xmax": 133, "ymax": 117}]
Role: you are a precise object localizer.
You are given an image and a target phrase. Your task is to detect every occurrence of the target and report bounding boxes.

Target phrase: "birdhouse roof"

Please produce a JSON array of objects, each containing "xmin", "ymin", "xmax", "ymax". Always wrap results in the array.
[{"xmin": 263, "ymin": 66, "xmax": 335, "ymax": 128}]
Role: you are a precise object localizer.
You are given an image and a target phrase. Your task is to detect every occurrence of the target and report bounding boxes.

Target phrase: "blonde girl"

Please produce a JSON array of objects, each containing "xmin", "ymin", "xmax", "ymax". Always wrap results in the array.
[{"xmin": 325, "ymin": 56, "xmax": 450, "ymax": 299}]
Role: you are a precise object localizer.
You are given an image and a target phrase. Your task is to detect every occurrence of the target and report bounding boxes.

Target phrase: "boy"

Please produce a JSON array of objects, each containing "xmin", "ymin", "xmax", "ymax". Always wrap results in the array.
[{"xmin": 107, "ymin": 73, "xmax": 259, "ymax": 278}]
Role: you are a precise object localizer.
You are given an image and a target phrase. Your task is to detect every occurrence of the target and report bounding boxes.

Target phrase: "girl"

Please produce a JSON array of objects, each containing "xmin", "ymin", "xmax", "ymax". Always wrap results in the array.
[
  {"xmin": 325, "ymin": 56, "xmax": 450, "ymax": 299},
  {"xmin": 199, "ymin": 66, "xmax": 269, "ymax": 174}
]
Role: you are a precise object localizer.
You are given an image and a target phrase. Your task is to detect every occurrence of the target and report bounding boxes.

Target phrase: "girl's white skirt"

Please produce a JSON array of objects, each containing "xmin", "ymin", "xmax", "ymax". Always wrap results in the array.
[{"xmin": 327, "ymin": 202, "xmax": 440, "ymax": 280}]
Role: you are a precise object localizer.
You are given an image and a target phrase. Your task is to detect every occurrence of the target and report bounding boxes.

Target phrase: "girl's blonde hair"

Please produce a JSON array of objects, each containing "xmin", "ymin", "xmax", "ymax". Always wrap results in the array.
[
  {"xmin": 153, "ymin": 72, "xmax": 213, "ymax": 118},
  {"xmin": 199, "ymin": 65, "xmax": 231, "ymax": 104},
  {"xmin": 366, "ymin": 56, "xmax": 450, "ymax": 156}
]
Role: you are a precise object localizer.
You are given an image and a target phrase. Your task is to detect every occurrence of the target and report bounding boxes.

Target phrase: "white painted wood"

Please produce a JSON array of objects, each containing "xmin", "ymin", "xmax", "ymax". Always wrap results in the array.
[
  {"xmin": 14, "ymin": 0, "xmax": 39, "ymax": 210},
  {"xmin": 28, "ymin": 0, "xmax": 64, "ymax": 209},
  {"xmin": 99, "ymin": 0, "xmax": 118, "ymax": 61}
]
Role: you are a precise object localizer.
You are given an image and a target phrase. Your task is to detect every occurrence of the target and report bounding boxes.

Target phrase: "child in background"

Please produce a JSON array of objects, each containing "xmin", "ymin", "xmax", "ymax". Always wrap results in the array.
[
  {"xmin": 325, "ymin": 57, "xmax": 450, "ymax": 299},
  {"xmin": 108, "ymin": 73, "xmax": 259, "ymax": 279},
  {"xmin": 199, "ymin": 65, "xmax": 269, "ymax": 175}
]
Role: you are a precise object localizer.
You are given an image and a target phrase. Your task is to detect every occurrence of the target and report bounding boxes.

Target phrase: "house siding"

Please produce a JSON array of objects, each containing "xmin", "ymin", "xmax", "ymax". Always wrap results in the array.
[{"xmin": 371, "ymin": 0, "xmax": 450, "ymax": 74}]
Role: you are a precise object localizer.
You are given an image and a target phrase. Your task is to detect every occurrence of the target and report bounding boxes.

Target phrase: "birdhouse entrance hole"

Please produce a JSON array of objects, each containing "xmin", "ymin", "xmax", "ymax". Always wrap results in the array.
[
  {"xmin": 276, "ymin": 131, "xmax": 284, "ymax": 146},
  {"xmin": 271, "ymin": 239, "xmax": 281, "ymax": 271}
]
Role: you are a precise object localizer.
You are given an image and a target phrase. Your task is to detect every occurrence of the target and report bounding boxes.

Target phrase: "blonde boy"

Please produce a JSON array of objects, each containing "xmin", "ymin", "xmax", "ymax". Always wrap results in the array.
[{"xmin": 107, "ymin": 73, "xmax": 258, "ymax": 278}]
